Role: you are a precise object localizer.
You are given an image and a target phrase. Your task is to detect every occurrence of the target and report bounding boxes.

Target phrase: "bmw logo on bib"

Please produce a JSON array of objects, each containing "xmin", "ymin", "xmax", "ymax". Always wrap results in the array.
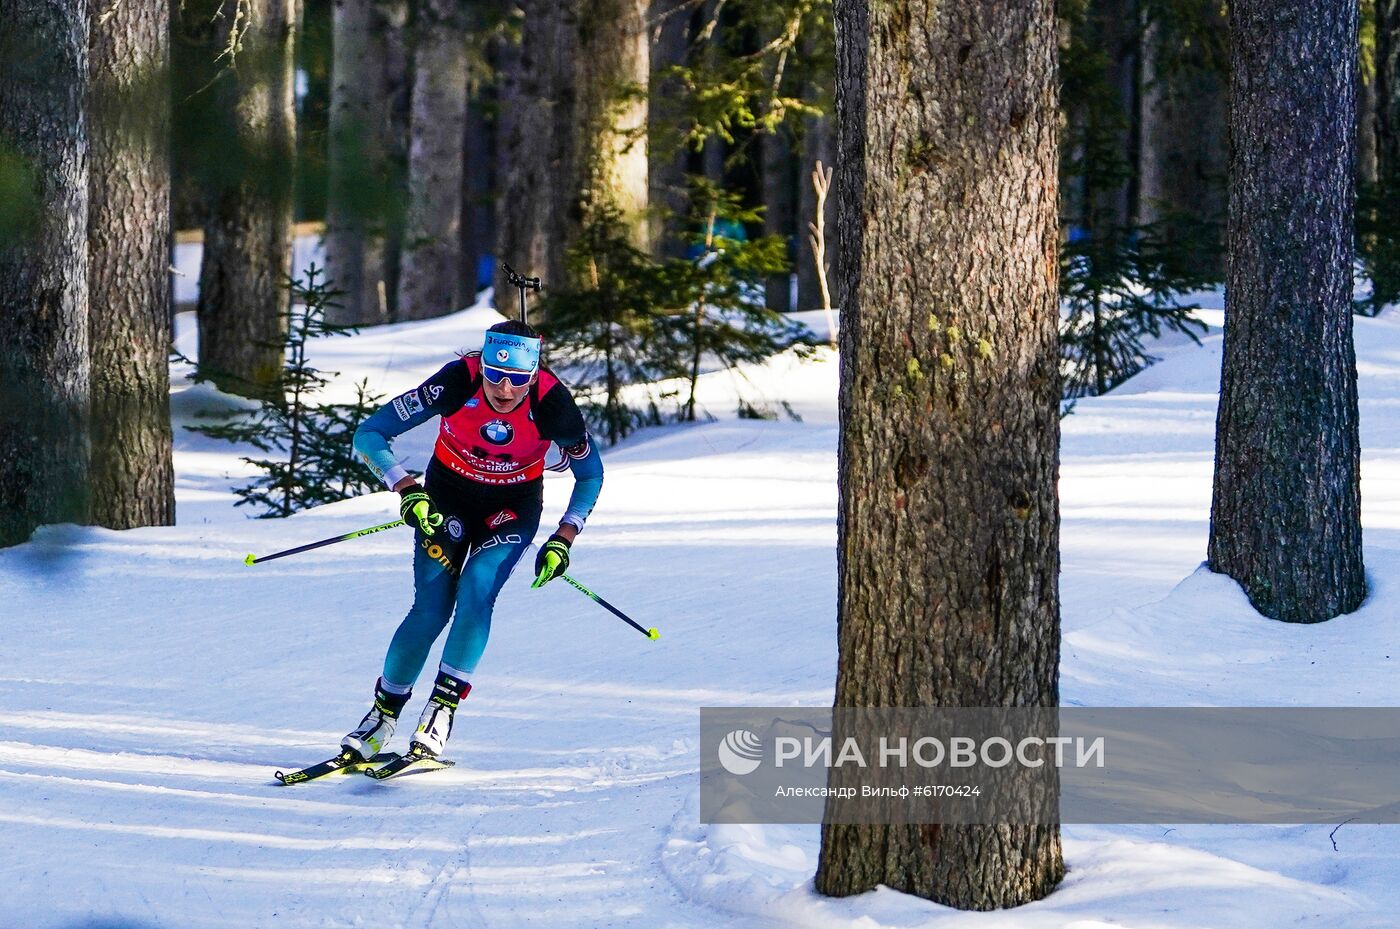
[{"xmin": 482, "ymin": 419, "xmax": 513, "ymax": 445}]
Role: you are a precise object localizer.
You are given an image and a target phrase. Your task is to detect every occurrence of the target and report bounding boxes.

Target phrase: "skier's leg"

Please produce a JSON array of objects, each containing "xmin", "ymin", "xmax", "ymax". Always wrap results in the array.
[
  {"xmin": 408, "ymin": 506, "xmax": 541, "ymax": 756},
  {"xmin": 341, "ymin": 539, "xmax": 460, "ymax": 756},
  {"xmin": 381, "ymin": 535, "xmax": 464, "ymax": 686}
]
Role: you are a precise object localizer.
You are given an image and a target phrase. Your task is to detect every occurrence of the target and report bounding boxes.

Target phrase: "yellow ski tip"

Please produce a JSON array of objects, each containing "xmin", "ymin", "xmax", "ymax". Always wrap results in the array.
[
  {"xmin": 647, "ymin": 628, "xmax": 660, "ymax": 640},
  {"xmin": 244, "ymin": 553, "xmax": 257, "ymax": 567}
]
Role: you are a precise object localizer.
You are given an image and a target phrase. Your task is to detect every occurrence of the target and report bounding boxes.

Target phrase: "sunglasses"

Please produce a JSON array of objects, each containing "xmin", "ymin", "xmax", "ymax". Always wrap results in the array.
[{"xmin": 482, "ymin": 365, "xmax": 534, "ymax": 387}]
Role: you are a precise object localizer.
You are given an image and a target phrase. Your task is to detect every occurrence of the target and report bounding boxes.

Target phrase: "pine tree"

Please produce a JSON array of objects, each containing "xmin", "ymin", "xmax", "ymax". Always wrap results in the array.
[
  {"xmin": 537, "ymin": 208, "xmax": 674, "ymax": 444},
  {"xmin": 1058, "ymin": 0, "xmax": 1220, "ymax": 397},
  {"xmin": 672, "ymin": 180, "xmax": 814, "ymax": 421},
  {"xmin": 189, "ymin": 267, "xmax": 384, "ymax": 517},
  {"xmin": 1355, "ymin": 175, "xmax": 1400, "ymax": 315},
  {"xmin": 1060, "ymin": 218, "xmax": 1212, "ymax": 397},
  {"xmin": 542, "ymin": 192, "xmax": 815, "ymax": 441},
  {"xmin": 649, "ymin": 0, "xmax": 833, "ymax": 278}
]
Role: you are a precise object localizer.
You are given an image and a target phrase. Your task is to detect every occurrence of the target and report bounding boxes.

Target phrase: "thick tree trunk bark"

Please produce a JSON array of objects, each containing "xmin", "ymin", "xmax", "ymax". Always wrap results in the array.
[
  {"xmin": 762, "ymin": 126, "xmax": 795, "ymax": 312},
  {"xmin": 0, "ymin": 0, "xmax": 91, "ymax": 546},
  {"xmin": 1379, "ymin": 0, "xmax": 1400, "ymax": 180},
  {"xmin": 815, "ymin": 0, "xmax": 1063, "ymax": 910},
  {"xmin": 397, "ymin": 0, "xmax": 469, "ymax": 320},
  {"xmin": 88, "ymin": 0, "xmax": 176, "ymax": 529},
  {"xmin": 324, "ymin": 0, "xmax": 393, "ymax": 325},
  {"xmin": 195, "ymin": 0, "xmax": 298, "ymax": 397},
  {"xmin": 1209, "ymin": 0, "xmax": 1365, "ymax": 624},
  {"xmin": 496, "ymin": 0, "xmax": 649, "ymax": 315}
]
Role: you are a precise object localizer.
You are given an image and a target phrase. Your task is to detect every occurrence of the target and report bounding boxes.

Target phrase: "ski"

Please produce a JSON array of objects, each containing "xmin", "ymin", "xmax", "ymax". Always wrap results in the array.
[
  {"xmin": 275, "ymin": 750, "xmax": 398, "ymax": 785},
  {"xmin": 364, "ymin": 748, "xmax": 455, "ymax": 781}
]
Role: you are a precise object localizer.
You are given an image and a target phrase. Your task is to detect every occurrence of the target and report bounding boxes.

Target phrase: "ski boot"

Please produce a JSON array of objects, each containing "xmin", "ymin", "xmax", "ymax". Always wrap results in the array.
[
  {"xmin": 409, "ymin": 671, "xmax": 472, "ymax": 758},
  {"xmin": 341, "ymin": 678, "xmax": 412, "ymax": 761}
]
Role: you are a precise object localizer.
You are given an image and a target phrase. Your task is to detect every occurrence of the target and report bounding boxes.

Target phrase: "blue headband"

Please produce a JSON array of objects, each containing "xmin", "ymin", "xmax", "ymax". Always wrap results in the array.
[{"xmin": 482, "ymin": 331, "xmax": 541, "ymax": 372}]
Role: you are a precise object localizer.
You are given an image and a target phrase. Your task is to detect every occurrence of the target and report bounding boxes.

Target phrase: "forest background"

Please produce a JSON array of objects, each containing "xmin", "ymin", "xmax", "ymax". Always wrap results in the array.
[{"xmin": 2, "ymin": 0, "xmax": 1398, "ymax": 538}]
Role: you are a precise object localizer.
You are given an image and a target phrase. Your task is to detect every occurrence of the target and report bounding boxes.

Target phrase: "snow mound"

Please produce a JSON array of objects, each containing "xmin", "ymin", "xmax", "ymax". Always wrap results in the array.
[{"xmin": 663, "ymin": 788, "xmax": 1368, "ymax": 929}]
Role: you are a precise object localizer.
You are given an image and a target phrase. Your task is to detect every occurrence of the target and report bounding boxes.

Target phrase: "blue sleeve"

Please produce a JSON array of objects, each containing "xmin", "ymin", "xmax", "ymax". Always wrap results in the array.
[
  {"xmin": 353, "ymin": 402, "xmax": 433, "ymax": 488},
  {"xmin": 354, "ymin": 360, "xmax": 472, "ymax": 488},
  {"xmin": 558, "ymin": 436, "xmax": 603, "ymax": 531}
]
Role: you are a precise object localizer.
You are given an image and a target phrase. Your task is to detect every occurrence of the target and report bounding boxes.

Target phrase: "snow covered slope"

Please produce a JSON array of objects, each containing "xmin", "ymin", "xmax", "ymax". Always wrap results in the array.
[{"xmin": 3, "ymin": 302, "xmax": 1398, "ymax": 928}]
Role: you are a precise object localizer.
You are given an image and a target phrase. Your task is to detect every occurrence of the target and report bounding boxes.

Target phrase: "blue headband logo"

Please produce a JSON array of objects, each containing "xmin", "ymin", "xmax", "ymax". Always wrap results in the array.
[{"xmin": 483, "ymin": 331, "xmax": 541, "ymax": 372}]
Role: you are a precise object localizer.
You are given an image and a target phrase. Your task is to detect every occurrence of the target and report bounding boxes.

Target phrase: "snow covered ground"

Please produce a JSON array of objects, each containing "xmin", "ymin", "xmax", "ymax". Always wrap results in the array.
[{"xmin": 4, "ymin": 296, "xmax": 1400, "ymax": 928}]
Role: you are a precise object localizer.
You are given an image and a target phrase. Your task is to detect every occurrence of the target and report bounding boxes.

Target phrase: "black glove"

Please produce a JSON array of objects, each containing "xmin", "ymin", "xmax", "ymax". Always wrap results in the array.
[
  {"xmin": 398, "ymin": 483, "xmax": 443, "ymax": 535},
  {"xmin": 531, "ymin": 533, "xmax": 572, "ymax": 588}
]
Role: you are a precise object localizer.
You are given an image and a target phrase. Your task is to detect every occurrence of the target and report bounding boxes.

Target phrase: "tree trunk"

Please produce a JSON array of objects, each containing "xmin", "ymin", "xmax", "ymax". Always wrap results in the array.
[
  {"xmin": 1090, "ymin": 0, "xmax": 1140, "ymax": 228},
  {"xmin": 699, "ymin": 0, "xmax": 726, "ymax": 187},
  {"xmin": 1209, "ymin": 0, "xmax": 1365, "ymax": 623},
  {"xmin": 702, "ymin": 136, "xmax": 725, "ymax": 185},
  {"xmin": 0, "ymin": 0, "xmax": 91, "ymax": 547},
  {"xmin": 648, "ymin": 0, "xmax": 693, "ymax": 257},
  {"xmin": 1358, "ymin": 6, "xmax": 1379, "ymax": 187},
  {"xmin": 497, "ymin": 0, "xmax": 649, "ymax": 313},
  {"xmin": 194, "ymin": 0, "xmax": 298, "ymax": 397},
  {"xmin": 1137, "ymin": 10, "xmax": 1228, "ymax": 232},
  {"xmin": 496, "ymin": 0, "xmax": 577, "ymax": 307},
  {"xmin": 815, "ymin": 0, "xmax": 1063, "ymax": 910},
  {"xmin": 459, "ymin": 92, "xmax": 495, "ymax": 305},
  {"xmin": 762, "ymin": 126, "xmax": 795, "ymax": 312},
  {"xmin": 397, "ymin": 0, "xmax": 469, "ymax": 320},
  {"xmin": 1379, "ymin": 0, "xmax": 1400, "ymax": 181},
  {"xmin": 88, "ymin": 0, "xmax": 176, "ymax": 529},
  {"xmin": 381, "ymin": 0, "xmax": 412, "ymax": 319},
  {"xmin": 324, "ymin": 0, "xmax": 393, "ymax": 325},
  {"xmin": 579, "ymin": 0, "xmax": 649, "ymax": 241}
]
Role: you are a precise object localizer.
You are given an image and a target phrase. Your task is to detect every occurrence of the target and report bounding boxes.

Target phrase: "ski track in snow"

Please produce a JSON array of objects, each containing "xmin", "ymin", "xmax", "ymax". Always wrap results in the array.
[{"xmin": 4, "ymin": 299, "xmax": 1400, "ymax": 927}]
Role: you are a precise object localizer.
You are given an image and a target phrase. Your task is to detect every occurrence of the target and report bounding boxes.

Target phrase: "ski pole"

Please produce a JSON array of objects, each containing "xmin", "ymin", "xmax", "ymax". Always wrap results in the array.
[
  {"xmin": 243, "ymin": 518, "xmax": 405, "ymax": 566},
  {"xmin": 559, "ymin": 573, "xmax": 660, "ymax": 640}
]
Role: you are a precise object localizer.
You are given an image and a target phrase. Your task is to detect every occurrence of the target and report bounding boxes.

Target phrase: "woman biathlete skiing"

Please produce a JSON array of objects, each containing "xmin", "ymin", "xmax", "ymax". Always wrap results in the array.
[{"xmin": 340, "ymin": 319, "xmax": 602, "ymax": 762}]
